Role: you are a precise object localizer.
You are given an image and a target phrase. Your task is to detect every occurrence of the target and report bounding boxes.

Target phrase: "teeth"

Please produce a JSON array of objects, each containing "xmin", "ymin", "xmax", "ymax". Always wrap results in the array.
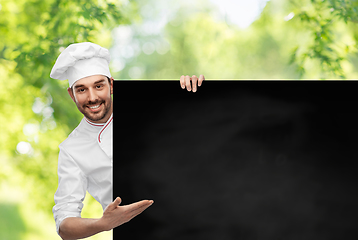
[{"xmin": 89, "ymin": 104, "xmax": 100, "ymax": 109}]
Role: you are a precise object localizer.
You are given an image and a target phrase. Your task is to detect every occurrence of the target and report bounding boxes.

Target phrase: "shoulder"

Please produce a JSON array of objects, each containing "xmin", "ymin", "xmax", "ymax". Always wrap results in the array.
[{"xmin": 59, "ymin": 119, "xmax": 90, "ymax": 150}]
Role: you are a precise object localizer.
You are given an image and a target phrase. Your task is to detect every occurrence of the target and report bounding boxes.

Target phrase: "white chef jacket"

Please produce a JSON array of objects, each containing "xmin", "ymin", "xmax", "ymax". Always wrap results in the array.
[{"xmin": 52, "ymin": 114, "xmax": 113, "ymax": 234}]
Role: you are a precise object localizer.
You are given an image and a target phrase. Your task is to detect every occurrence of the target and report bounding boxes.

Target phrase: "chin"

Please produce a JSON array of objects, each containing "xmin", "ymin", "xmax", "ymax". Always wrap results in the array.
[
  {"xmin": 77, "ymin": 100, "xmax": 111, "ymax": 123},
  {"xmin": 86, "ymin": 112, "xmax": 106, "ymax": 122}
]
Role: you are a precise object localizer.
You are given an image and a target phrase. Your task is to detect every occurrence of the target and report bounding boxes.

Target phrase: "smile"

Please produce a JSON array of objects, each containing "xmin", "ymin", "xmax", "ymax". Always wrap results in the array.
[
  {"xmin": 87, "ymin": 103, "xmax": 103, "ymax": 112},
  {"xmin": 89, "ymin": 104, "xmax": 101, "ymax": 109}
]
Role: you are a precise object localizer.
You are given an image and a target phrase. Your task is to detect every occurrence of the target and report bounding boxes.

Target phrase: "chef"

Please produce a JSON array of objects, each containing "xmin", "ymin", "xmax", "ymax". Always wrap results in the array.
[{"xmin": 50, "ymin": 42, "xmax": 204, "ymax": 240}]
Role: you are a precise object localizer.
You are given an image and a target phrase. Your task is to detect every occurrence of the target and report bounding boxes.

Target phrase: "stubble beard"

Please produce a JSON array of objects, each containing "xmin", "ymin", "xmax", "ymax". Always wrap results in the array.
[{"xmin": 76, "ymin": 98, "xmax": 112, "ymax": 122}]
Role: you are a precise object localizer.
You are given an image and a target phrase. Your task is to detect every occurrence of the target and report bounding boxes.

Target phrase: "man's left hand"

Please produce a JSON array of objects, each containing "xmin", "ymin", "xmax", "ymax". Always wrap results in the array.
[{"xmin": 180, "ymin": 75, "xmax": 205, "ymax": 92}]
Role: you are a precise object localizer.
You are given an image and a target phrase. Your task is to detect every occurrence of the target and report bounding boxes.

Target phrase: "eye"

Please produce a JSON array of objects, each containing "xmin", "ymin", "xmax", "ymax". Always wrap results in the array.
[
  {"xmin": 77, "ymin": 88, "xmax": 85, "ymax": 93},
  {"xmin": 96, "ymin": 84, "xmax": 104, "ymax": 89}
]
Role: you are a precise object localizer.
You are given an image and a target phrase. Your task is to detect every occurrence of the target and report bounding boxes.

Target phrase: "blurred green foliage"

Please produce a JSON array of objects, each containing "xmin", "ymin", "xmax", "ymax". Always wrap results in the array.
[
  {"xmin": 0, "ymin": 203, "xmax": 27, "ymax": 240},
  {"xmin": 113, "ymin": 0, "xmax": 358, "ymax": 80},
  {"xmin": 290, "ymin": 0, "xmax": 358, "ymax": 78},
  {"xmin": 0, "ymin": 0, "xmax": 357, "ymax": 239},
  {"xmin": 0, "ymin": 0, "xmax": 137, "ymax": 239}
]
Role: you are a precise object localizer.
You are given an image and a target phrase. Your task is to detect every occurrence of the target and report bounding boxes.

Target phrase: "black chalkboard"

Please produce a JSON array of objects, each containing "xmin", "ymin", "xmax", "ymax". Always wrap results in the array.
[{"xmin": 113, "ymin": 81, "xmax": 357, "ymax": 240}]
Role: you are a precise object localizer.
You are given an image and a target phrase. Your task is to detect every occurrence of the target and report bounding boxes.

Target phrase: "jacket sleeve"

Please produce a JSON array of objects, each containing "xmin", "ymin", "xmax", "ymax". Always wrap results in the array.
[{"xmin": 52, "ymin": 146, "xmax": 88, "ymax": 235}]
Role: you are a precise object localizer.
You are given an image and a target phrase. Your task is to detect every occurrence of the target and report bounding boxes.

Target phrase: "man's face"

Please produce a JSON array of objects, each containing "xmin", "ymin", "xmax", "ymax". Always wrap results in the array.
[{"xmin": 68, "ymin": 75, "xmax": 113, "ymax": 123}]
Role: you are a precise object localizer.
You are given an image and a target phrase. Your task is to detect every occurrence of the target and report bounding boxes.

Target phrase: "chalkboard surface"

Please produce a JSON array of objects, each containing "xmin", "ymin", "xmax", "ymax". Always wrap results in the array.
[{"xmin": 113, "ymin": 81, "xmax": 357, "ymax": 240}]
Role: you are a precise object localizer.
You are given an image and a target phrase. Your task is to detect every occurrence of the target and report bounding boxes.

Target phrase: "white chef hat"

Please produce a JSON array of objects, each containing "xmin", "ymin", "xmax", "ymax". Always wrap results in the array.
[{"xmin": 50, "ymin": 42, "xmax": 111, "ymax": 87}]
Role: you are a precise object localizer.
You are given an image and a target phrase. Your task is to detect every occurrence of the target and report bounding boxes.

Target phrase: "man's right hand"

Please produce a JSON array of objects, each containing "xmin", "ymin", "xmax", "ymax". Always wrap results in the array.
[
  {"xmin": 58, "ymin": 197, "xmax": 153, "ymax": 240},
  {"xmin": 99, "ymin": 197, "xmax": 154, "ymax": 231}
]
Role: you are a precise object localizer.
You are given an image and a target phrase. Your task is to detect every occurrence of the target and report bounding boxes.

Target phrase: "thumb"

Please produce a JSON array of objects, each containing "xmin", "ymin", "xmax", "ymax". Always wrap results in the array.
[
  {"xmin": 109, "ymin": 197, "xmax": 122, "ymax": 210},
  {"xmin": 114, "ymin": 197, "xmax": 122, "ymax": 206}
]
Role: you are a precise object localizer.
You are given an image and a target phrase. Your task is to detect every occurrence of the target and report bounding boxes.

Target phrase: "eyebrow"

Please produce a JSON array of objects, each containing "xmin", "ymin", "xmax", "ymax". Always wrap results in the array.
[
  {"xmin": 73, "ymin": 79, "xmax": 106, "ymax": 90},
  {"xmin": 73, "ymin": 84, "xmax": 85, "ymax": 90},
  {"xmin": 94, "ymin": 79, "xmax": 106, "ymax": 85}
]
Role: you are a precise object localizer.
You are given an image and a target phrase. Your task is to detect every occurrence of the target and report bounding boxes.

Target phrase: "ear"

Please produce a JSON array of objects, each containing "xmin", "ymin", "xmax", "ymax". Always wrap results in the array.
[
  {"xmin": 67, "ymin": 87, "xmax": 76, "ymax": 103},
  {"xmin": 110, "ymin": 77, "xmax": 114, "ymax": 95}
]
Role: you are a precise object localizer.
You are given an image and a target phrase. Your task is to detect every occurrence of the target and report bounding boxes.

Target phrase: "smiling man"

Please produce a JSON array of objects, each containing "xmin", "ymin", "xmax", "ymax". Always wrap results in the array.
[
  {"xmin": 68, "ymin": 75, "xmax": 113, "ymax": 123},
  {"xmin": 50, "ymin": 42, "xmax": 204, "ymax": 240}
]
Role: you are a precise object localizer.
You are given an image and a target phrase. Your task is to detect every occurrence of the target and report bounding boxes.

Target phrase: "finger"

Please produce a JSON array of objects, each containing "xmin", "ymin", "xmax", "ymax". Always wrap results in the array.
[
  {"xmin": 131, "ymin": 203, "xmax": 153, "ymax": 216},
  {"xmin": 115, "ymin": 197, "xmax": 122, "ymax": 205},
  {"xmin": 191, "ymin": 75, "xmax": 198, "ymax": 92},
  {"xmin": 107, "ymin": 197, "xmax": 122, "ymax": 211},
  {"xmin": 198, "ymin": 74, "xmax": 205, "ymax": 87},
  {"xmin": 113, "ymin": 197, "xmax": 122, "ymax": 207},
  {"xmin": 128, "ymin": 206, "xmax": 150, "ymax": 221},
  {"xmin": 127, "ymin": 201, "xmax": 153, "ymax": 220},
  {"xmin": 180, "ymin": 75, "xmax": 185, "ymax": 89},
  {"xmin": 126, "ymin": 200, "xmax": 153, "ymax": 213},
  {"xmin": 185, "ymin": 75, "xmax": 191, "ymax": 91}
]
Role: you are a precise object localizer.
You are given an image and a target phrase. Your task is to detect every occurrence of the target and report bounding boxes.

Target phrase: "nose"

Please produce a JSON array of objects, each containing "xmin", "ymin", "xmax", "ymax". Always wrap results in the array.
[{"xmin": 87, "ymin": 88, "xmax": 98, "ymax": 103}]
